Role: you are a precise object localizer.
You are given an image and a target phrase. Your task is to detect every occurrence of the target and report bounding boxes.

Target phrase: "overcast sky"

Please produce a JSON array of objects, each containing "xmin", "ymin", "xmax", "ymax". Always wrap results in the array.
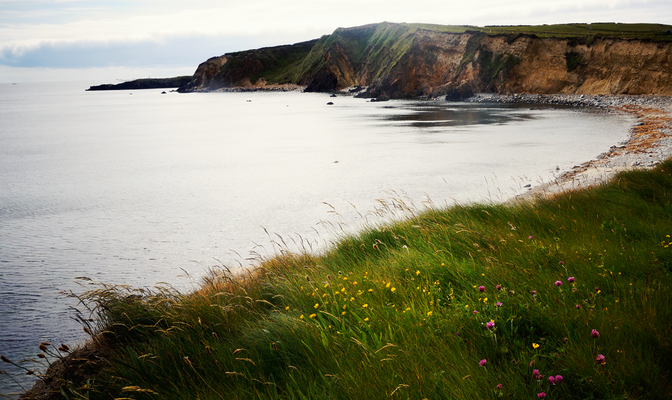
[{"xmin": 2, "ymin": 0, "xmax": 672, "ymax": 83}]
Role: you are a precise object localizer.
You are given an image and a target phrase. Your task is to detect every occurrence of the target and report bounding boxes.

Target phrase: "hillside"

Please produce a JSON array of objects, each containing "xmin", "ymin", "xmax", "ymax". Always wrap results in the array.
[{"xmin": 178, "ymin": 22, "xmax": 672, "ymax": 99}]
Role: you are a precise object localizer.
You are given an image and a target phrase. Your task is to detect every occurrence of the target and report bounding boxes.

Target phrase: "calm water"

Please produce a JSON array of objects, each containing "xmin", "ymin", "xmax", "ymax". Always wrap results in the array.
[{"xmin": 0, "ymin": 81, "xmax": 632, "ymax": 395}]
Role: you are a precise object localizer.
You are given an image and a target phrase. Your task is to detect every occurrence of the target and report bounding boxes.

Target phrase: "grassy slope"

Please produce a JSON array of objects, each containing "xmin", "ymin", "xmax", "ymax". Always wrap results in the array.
[{"xmin": 61, "ymin": 159, "xmax": 672, "ymax": 400}]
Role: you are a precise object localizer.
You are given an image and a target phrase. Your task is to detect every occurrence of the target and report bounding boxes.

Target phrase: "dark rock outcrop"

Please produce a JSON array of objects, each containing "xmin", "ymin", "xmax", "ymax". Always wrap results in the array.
[{"xmin": 87, "ymin": 76, "xmax": 192, "ymax": 91}]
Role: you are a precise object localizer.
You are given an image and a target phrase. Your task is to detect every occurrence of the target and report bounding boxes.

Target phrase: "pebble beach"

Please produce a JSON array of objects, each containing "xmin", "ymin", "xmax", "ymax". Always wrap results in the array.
[{"xmin": 467, "ymin": 93, "xmax": 672, "ymax": 200}]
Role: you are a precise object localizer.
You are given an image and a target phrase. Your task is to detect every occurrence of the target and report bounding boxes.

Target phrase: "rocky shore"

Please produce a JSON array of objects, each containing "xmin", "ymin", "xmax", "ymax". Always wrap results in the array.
[{"xmin": 465, "ymin": 93, "xmax": 672, "ymax": 200}]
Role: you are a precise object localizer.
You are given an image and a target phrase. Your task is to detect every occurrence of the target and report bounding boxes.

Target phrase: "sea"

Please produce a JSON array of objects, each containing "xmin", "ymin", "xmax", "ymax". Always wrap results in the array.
[{"xmin": 0, "ymin": 81, "xmax": 633, "ymax": 396}]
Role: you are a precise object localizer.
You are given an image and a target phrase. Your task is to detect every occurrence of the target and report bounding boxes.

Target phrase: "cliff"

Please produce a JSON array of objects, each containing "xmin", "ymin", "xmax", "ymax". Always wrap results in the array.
[{"xmin": 179, "ymin": 22, "xmax": 672, "ymax": 98}]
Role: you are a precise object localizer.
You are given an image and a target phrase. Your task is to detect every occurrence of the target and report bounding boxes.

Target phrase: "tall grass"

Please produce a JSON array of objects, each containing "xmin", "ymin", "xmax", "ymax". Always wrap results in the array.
[{"xmin": 16, "ymin": 160, "xmax": 672, "ymax": 399}]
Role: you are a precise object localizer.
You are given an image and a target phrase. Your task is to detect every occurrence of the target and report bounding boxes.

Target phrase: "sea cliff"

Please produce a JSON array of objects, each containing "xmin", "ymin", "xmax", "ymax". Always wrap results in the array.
[{"xmin": 178, "ymin": 22, "xmax": 672, "ymax": 99}]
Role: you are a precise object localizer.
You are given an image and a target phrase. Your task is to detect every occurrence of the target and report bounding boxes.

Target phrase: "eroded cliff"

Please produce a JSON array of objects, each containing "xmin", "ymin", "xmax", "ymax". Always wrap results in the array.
[{"xmin": 179, "ymin": 22, "xmax": 672, "ymax": 98}]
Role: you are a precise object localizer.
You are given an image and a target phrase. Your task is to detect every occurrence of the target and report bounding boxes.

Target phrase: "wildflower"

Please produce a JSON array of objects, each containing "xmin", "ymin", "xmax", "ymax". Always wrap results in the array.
[
  {"xmin": 364, "ymin": 317, "xmax": 369, "ymax": 322},
  {"xmin": 416, "ymin": 270, "xmax": 421, "ymax": 276},
  {"xmin": 568, "ymin": 276, "xmax": 575, "ymax": 283},
  {"xmin": 285, "ymin": 306, "xmax": 290, "ymax": 311},
  {"xmin": 548, "ymin": 376, "xmax": 556, "ymax": 385},
  {"xmin": 555, "ymin": 375, "xmax": 563, "ymax": 384},
  {"xmin": 362, "ymin": 304, "xmax": 368, "ymax": 308},
  {"xmin": 531, "ymin": 290, "xmax": 537, "ymax": 295},
  {"xmin": 554, "ymin": 280, "xmax": 562, "ymax": 286},
  {"xmin": 478, "ymin": 286, "xmax": 486, "ymax": 292},
  {"xmin": 595, "ymin": 287, "xmax": 600, "ymax": 292},
  {"xmin": 427, "ymin": 311, "xmax": 433, "ymax": 317},
  {"xmin": 496, "ymin": 284, "xmax": 501, "ymax": 290},
  {"xmin": 391, "ymin": 287, "xmax": 396, "ymax": 292},
  {"xmin": 300, "ymin": 315, "xmax": 304, "ymax": 319},
  {"xmin": 496, "ymin": 384, "xmax": 502, "ymax": 390},
  {"xmin": 473, "ymin": 310, "xmax": 478, "ymax": 314},
  {"xmin": 314, "ymin": 303, "xmax": 319, "ymax": 309},
  {"xmin": 590, "ymin": 329, "xmax": 600, "ymax": 338},
  {"xmin": 576, "ymin": 304, "xmax": 581, "ymax": 309},
  {"xmin": 486, "ymin": 321, "xmax": 495, "ymax": 330},
  {"xmin": 309, "ymin": 314, "xmax": 316, "ymax": 319},
  {"xmin": 496, "ymin": 302, "xmax": 502, "ymax": 307},
  {"xmin": 559, "ymin": 261, "xmax": 564, "ymax": 264},
  {"xmin": 532, "ymin": 343, "xmax": 540, "ymax": 349},
  {"xmin": 479, "ymin": 359, "xmax": 487, "ymax": 366},
  {"xmin": 532, "ymin": 369, "xmax": 543, "ymax": 381},
  {"xmin": 538, "ymin": 393, "xmax": 546, "ymax": 399},
  {"xmin": 529, "ymin": 236, "xmax": 533, "ymax": 239},
  {"xmin": 596, "ymin": 354, "xmax": 606, "ymax": 364}
]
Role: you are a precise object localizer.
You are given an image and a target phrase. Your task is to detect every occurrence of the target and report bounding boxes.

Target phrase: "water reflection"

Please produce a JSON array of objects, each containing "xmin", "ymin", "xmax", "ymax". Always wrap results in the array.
[{"xmin": 378, "ymin": 102, "xmax": 565, "ymax": 128}]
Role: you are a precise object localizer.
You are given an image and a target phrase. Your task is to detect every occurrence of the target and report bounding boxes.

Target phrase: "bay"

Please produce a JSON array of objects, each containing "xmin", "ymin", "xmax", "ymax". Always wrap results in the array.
[{"xmin": 0, "ymin": 81, "xmax": 632, "ymax": 395}]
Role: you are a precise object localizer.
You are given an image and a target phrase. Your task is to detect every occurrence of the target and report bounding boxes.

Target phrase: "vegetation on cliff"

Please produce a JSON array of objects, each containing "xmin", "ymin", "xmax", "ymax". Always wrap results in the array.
[{"xmin": 14, "ymin": 159, "xmax": 672, "ymax": 399}]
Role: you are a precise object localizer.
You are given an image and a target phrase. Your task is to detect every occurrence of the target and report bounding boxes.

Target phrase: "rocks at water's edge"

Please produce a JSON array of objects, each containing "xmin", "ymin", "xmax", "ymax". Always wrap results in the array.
[{"xmin": 86, "ymin": 76, "xmax": 192, "ymax": 91}]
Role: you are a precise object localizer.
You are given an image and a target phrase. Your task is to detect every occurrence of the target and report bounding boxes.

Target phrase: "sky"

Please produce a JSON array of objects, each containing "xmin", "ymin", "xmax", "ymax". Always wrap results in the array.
[{"xmin": 1, "ymin": 0, "xmax": 672, "ymax": 83}]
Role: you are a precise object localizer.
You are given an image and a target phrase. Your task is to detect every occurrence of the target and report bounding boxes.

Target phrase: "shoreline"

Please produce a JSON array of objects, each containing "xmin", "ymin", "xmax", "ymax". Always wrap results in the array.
[{"xmin": 465, "ymin": 93, "xmax": 672, "ymax": 201}]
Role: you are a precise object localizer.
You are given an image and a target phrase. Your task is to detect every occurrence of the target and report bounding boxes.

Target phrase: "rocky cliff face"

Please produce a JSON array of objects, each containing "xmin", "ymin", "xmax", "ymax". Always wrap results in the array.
[{"xmin": 180, "ymin": 23, "xmax": 672, "ymax": 98}]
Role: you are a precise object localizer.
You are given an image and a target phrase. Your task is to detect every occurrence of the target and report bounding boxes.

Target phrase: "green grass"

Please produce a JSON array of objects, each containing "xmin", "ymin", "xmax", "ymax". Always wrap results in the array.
[{"xmin": 23, "ymin": 160, "xmax": 672, "ymax": 399}]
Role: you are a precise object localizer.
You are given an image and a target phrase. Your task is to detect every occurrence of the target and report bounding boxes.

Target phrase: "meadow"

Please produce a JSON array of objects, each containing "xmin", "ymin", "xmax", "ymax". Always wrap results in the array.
[{"xmin": 9, "ymin": 159, "xmax": 672, "ymax": 399}]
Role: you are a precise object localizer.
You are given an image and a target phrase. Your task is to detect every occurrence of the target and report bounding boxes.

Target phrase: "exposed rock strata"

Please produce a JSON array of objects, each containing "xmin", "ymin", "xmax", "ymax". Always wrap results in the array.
[{"xmin": 179, "ymin": 23, "xmax": 672, "ymax": 99}]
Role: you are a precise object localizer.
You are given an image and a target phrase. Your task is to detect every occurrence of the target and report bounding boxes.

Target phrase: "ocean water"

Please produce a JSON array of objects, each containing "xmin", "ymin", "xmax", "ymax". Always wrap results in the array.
[{"xmin": 0, "ymin": 81, "xmax": 633, "ymax": 395}]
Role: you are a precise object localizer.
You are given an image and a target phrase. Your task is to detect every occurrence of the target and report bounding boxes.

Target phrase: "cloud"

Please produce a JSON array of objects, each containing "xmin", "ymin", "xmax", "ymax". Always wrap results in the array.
[{"xmin": 0, "ymin": 33, "xmax": 316, "ymax": 69}]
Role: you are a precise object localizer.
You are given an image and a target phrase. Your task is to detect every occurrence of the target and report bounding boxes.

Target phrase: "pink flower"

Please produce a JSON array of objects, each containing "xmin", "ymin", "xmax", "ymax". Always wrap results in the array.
[
  {"xmin": 538, "ymin": 393, "xmax": 546, "ymax": 399},
  {"xmin": 596, "ymin": 354, "xmax": 605, "ymax": 364},
  {"xmin": 555, "ymin": 375, "xmax": 563, "ymax": 384},
  {"xmin": 478, "ymin": 286, "xmax": 486, "ymax": 292},
  {"xmin": 496, "ymin": 302, "xmax": 502, "ymax": 307},
  {"xmin": 496, "ymin": 284, "xmax": 501, "ymax": 290},
  {"xmin": 576, "ymin": 304, "xmax": 581, "ymax": 309},
  {"xmin": 590, "ymin": 329, "xmax": 600, "ymax": 338},
  {"xmin": 529, "ymin": 236, "xmax": 533, "ymax": 239},
  {"xmin": 568, "ymin": 276, "xmax": 575, "ymax": 283},
  {"xmin": 532, "ymin": 369, "xmax": 543, "ymax": 381},
  {"xmin": 548, "ymin": 376, "xmax": 556, "ymax": 385},
  {"xmin": 531, "ymin": 290, "xmax": 537, "ymax": 295},
  {"xmin": 554, "ymin": 280, "xmax": 563, "ymax": 286},
  {"xmin": 486, "ymin": 321, "xmax": 495, "ymax": 330},
  {"xmin": 479, "ymin": 359, "xmax": 487, "ymax": 366},
  {"xmin": 473, "ymin": 310, "xmax": 478, "ymax": 314},
  {"xmin": 496, "ymin": 384, "xmax": 502, "ymax": 389}
]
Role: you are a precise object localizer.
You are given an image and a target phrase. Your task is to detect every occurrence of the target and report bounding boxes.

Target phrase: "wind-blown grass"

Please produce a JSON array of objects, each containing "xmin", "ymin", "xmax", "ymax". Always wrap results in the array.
[{"xmin": 14, "ymin": 160, "xmax": 672, "ymax": 399}]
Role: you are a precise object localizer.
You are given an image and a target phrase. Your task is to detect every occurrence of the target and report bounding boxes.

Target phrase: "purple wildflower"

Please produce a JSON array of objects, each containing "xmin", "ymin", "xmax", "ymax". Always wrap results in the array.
[
  {"xmin": 595, "ymin": 286, "xmax": 600, "ymax": 292},
  {"xmin": 486, "ymin": 321, "xmax": 495, "ymax": 330},
  {"xmin": 568, "ymin": 276, "xmax": 575, "ymax": 283},
  {"xmin": 496, "ymin": 384, "xmax": 502, "ymax": 390},
  {"xmin": 555, "ymin": 375, "xmax": 563, "ymax": 384},
  {"xmin": 529, "ymin": 236, "xmax": 533, "ymax": 239},
  {"xmin": 532, "ymin": 369, "xmax": 543, "ymax": 381},
  {"xmin": 531, "ymin": 290, "xmax": 537, "ymax": 295},
  {"xmin": 596, "ymin": 354, "xmax": 605, "ymax": 364},
  {"xmin": 496, "ymin": 302, "xmax": 503, "ymax": 307},
  {"xmin": 548, "ymin": 376, "xmax": 556, "ymax": 385},
  {"xmin": 576, "ymin": 304, "xmax": 581, "ymax": 309},
  {"xmin": 555, "ymin": 280, "xmax": 563, "ymax": 286},
  {"xmin": 496, "ymin": 284, "xmax": 501, "ymax": 290},
  {"xmin": 478, "ymin": 285, "xmax": 486, "ymax": 292},
  {"xmin": 538, "ymin": 393, "xmax": 546, "ymax": 399},
  {"xmin": 473, "ymin": 310, "xmax": 478, "ymax": 314},
  {"xmin": 590, "ymin": 329, "xmax": 600, "ymax": 338},
  {"xmin": 559, "ymin": 261, "xmax": 564, "ymax": 264},
  {"xmin": 479, "ymin": 359, "xmax": 487, "ymax": 366}
]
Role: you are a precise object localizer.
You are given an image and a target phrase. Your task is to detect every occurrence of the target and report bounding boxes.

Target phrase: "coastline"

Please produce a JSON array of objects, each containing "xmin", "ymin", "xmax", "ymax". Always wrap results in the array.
[{"xmin": 465, "ymin": 93, "xmax": 672, "ymax": 201}]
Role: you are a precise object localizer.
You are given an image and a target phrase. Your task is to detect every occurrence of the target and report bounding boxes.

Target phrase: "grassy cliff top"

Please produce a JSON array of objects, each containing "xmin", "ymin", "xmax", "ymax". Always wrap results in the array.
[{"xmin": 19, "ymin": 157, "xmax": 672, "ymax": 399}]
